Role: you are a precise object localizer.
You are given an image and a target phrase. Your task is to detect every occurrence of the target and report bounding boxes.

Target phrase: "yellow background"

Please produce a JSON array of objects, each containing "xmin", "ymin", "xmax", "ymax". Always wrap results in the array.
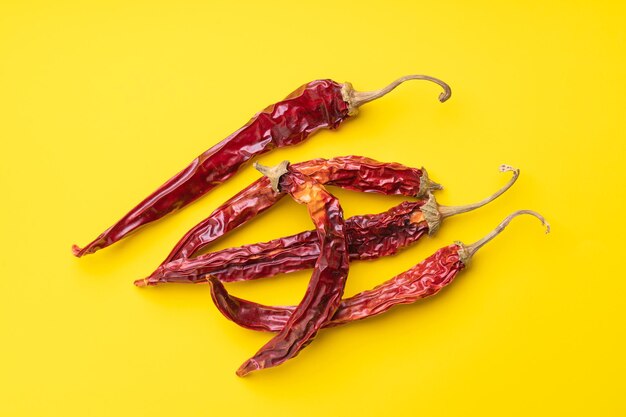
[{"xmin": 1, "ymin": 1, "xmax": 625, "ymax": 415}]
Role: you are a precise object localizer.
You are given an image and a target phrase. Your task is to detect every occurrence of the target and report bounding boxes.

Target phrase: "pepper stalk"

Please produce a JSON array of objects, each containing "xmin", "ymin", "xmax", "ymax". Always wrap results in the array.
[
  {"xmin": 342, "ymin": 75, "xmax": 452, "ymax": 115},
  {"xmin": 457, "ymin": 210, "xmax": 550, "ymax": 264},
  {"xmin": 412, "ymin": 164, "xmax": 520, "ymax": 235}
]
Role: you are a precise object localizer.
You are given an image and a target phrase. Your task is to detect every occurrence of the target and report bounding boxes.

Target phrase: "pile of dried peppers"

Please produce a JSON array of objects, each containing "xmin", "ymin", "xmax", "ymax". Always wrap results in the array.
[{"xmin": 74, "ymin": 75, "xmax": 549, "ymax": 376}]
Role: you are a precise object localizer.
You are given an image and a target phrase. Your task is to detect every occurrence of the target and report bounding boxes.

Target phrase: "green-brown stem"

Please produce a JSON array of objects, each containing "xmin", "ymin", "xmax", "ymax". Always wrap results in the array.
[
  {"xmin": 342, "ymin": 75, "xmax": 452, "ymax": 115},
  {"xmin": 418, "ymin": 167, "xmax": 443, "ymax": 197},
  {"xmin": 421, "ymin": 165, "xmax": 520, "ymax": 235},
  {"xmin": 438, "ymin": 165, "xmax": 519, "ymax": 218},
  {"xmin": 459, "ymin": 210, "xmax": 550, "ymax": 263}
]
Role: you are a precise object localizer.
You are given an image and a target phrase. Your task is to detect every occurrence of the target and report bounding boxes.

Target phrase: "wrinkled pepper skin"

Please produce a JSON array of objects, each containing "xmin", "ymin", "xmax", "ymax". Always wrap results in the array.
[
  {"xmin": 141, "ymin": 201, "xmax": 428, "ymax": 286},
  {"xmin": 209, "ymin": 244, "xmax": 464, "ymax": 332},
  {"xmin": 72, "ymin": 81, "xmax": 349, "ymax": 257},
  {"xmin": 142, "ymin": 156, "xmax": 432, "ymax": 283},
  {"xmin": 294, "ymin": 156, "xmax": 427, "ymax": 197},
  {"xmin": 143, "ymin": 164, "xmax": 520, "ymax": 286},
  {"xmin": 236, "ymin": 169, "xmax": 349, "ymax": 377}
]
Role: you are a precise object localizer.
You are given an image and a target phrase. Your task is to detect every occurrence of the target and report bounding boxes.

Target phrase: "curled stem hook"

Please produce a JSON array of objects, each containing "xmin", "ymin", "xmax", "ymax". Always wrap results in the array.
[
  {"xmin": 349, "ymin": 75, "xmax": 452, "ymax": 109},
  {"xmin": 464, "ymin": 210, "xmax": 550, "ymax": 259},
  {"xmin": 438, "ymin": 165, "xmax": 520, "ymax": 219}
]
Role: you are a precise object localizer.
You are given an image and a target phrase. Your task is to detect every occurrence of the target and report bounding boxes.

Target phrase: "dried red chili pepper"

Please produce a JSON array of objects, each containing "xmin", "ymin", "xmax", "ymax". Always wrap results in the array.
[
  {"xmin": 72, "ymin": 76, "xmax": 451, "ymax": 257},
  {"xmin": 207, "ymin": 210, "xmax": 549, "ymax": 333},
  {"xmin": 234, "ymin": 162, "xmax": 349, "ymax": 377},
  {"xmin": 140, "ymin": 201, "xmax": 424, "ymax": 287},
  {"xmin": 137, "ymin": 156, "xmax": 439, "ymax": 283},
  {"xmin": 138, "ymin": 165, "xmax": 518, "ymax": 287}
]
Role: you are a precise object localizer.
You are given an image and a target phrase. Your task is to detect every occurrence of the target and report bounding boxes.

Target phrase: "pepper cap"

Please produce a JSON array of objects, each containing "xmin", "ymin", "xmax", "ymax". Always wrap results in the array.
[{"xmin": 254, "ymin": 161, "xmax": 290, "ymax": 193}]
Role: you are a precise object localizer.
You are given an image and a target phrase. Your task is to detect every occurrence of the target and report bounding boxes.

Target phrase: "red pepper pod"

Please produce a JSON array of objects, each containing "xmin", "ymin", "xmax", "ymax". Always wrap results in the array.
[
  {"xmin": 209, "ymin": 244, "xmax": 463, "ymax": 332},
  {"xmin": 161, "ymin": 155, "xmax": 438, "ymax": 262},
  {"xmin": 235, "ymin": 161, "xmax": 349, "ymax": 377},
  {"xmin": 208, "ymin": 210, "xmax": 549, "ymax": 333},
  {"xmin": 138, "ymin": 156, "xmax": 440, "ymax": 285},
  {"xmin": 73, "ymin": 76, "xmax": 451, "ymax": 257},
  {"xmin": 140, "ymin": 201, "xmax": 426, "ymax": 286},
  {"xmin": 293, "ymin": 155, "xmax": 437, "ymax": 197},
  {"xmin": 138, "ymin": 165, "xmax": 518, "ymax": 287}
]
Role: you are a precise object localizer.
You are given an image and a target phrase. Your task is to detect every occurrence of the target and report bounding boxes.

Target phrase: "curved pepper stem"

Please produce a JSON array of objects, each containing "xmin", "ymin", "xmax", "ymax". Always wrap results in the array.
[
  {"xmin": 345, "ymin": 75, "xmax": 452, "ymax": 112},
  {"xmin": 460, "ymin": 210, "xmax": 550, "ymax": 262},
  {"xmin": 420, "ymin": 165, "xmax": 519, "ymax": 235},
  {"xmin": 438, "ymin": 165, "xmax": 520, "ymax": 219}
]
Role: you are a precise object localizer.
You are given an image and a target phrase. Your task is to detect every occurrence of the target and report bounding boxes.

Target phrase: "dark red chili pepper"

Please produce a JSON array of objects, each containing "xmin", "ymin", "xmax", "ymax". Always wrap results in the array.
[
  {"xmin": 138, "ymin": 156, "xmax": 439, "ymax": 283},
  {"xmin": 207, "ymin": 210, "xmax": 549, "ymax": 333},
  {"xmin": 139, "ymin": 201, "xmax": 425, "ymax": 287},
  {"xmin": 72, "ymin": 76, "xmax": 451, "ymax": 257},
  {"xmin": 137, "ymin": 165, "xmax": 518, "ymax": 287},
  {"xmin": 235, "ymin": 162, "xmax": 349, "ymax": 377}
]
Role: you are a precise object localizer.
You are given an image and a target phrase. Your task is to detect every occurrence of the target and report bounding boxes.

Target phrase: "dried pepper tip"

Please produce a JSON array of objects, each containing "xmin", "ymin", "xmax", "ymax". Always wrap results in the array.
[
  {"xmin": 236, "ymin": 359, "xmax": 260, "ymax": 377},
  {"xmin": 419, "ymin": 165, "xmax": 520, "ymax": 235},
  {"xmin": 134, "ymin": 277, "xmax": 150, "ymax": 287},
  {"xmin": 253, "ymin": 161, "xmax": 290, "ymax": 193},
  {"xmin": 457, "ymin": 210, "xmax": 550, "ymax": 264},
  {"xmin": 341, "ymin": 75, "xmax": 452, "ymax": 115}
]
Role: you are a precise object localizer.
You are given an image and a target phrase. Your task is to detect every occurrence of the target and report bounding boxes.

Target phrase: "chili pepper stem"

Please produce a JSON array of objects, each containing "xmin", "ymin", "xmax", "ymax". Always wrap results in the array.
[
  {"xmin": 418, "ymin": 167, "xmax": 443, "ymax": 197},
  {"xmin": 342, "ymin": 75, "xmax": 452, "ymax": 115},
  {"xmin": 438, "ymin": 165, "xmax": 520, "ymax": 219},
  {"xmin": 420, "ymin": 165, "xmax": 519, "ymax": 235},
  {"xmin": 459, "ymin": 210, "xmax": 550, "ymax": 263},
  {"xmin": 253, "ymin": 161, "xmax": 289, "ymax": 193}
]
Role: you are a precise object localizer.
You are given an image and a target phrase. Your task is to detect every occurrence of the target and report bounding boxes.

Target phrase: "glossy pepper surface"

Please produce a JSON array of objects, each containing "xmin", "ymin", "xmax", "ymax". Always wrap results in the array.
[
  {"xmin": 235, "ymin": 162, "xmax": 349, "ymax": 377},
  {"xmin": 141, "ymin": 155, "xmax": 440, "ymax": 284},
  {"xmin": 208, "ymin": 211, "xmax": 550, "ymax": 333},
  {"xmin": 139, "ymin": 200, "xmax": 427, "ymax": 286},
  {"xmin": 138, "ymin": 165, "xmax": 518, "ymax": 287},
  {"xmin": 73, "ymin": 76, "xmax": 451, "ymax": 257}
]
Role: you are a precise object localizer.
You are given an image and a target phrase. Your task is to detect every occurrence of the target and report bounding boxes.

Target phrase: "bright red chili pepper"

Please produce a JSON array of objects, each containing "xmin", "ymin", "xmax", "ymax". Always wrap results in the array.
[
  {"xmin": 138, "ymin": 156, "xmax": 440, "ymax": 284},
  {"xmin": 139, "ymin": 200, "xmax": 426, "ymax": 287},
  {"xmin": 72, "ymin": 76, "xmax": 451, "ymax": 257},
  {"xmin": 138, "ymin": 165, "xmax": 518, "ymax": 287},
  {"xmin": 234, "ymin": 162, "xmax": 349, "ymax": 377},
  {"xmin": 207, "ymin": 210, "xmax": 549, "ymax": 333}
]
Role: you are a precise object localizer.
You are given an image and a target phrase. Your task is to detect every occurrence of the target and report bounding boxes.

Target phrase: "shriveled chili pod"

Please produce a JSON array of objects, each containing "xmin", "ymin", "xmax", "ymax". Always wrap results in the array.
[
  {"xmin": 137, "ymin": 165, "xmax": 518, "ymax": 287},
  {"xmin": 139, "ymin": 156, "xmax": 439, "ymax": 283},
  {"xmin": 208, "ymin": 210, "xmax": 549, "ymax": 333},
  {"xmin": 139, "ymin": 201, "xmax": 426, "ymax": 287},
  {"xmin": 72, "ymin": 75, "xmax": 451, "ymax": 257},
  {"xmin": 234, "ymin": 161, "xmax": 349, "ymax": 377}
]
